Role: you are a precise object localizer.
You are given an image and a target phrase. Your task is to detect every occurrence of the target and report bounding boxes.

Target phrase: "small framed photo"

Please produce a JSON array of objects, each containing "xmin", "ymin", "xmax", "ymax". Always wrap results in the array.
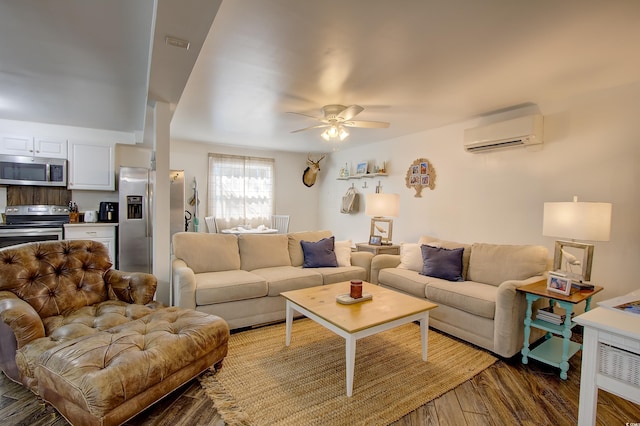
[
  {"xmin": 420, "ymin": 162, "xmax": 428, "ymax": 174},
  {"xmin": 356, "ymin": 161, "xmax": 368, "ymax": 175},
  {"xmin": 547, "ymin": 272, "xmax": 572, "ymax": 295},
  {"xmin": 369, "ymin": 235, "xmax": 382, "ymax": 246}
]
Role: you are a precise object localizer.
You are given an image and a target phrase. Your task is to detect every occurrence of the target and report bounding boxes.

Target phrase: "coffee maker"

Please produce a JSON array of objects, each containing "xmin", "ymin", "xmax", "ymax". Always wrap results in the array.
[{"xmin": 98, "ymin": 202, "xmax": 119, "ymax": 222}]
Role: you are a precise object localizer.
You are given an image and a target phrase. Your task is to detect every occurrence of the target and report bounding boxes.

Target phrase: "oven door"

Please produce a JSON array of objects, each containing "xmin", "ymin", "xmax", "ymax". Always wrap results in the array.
[{"xmin": 0, "ymin": 227, "xmax": 63, "ymax": 249}]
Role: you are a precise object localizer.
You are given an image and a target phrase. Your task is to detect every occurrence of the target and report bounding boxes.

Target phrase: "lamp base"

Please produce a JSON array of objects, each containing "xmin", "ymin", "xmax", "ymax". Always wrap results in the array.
[
  {"xmin": 370, "ymin": 217, "xmax": 393, "ymax": 245},
  {"xmin": 553, "ymin": 240, "xmax": 594, "ymax": 282}
]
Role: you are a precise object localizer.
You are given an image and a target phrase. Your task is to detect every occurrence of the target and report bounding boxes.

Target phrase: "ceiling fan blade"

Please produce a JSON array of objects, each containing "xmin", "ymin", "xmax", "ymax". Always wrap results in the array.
[
  {"xmin": 290, "ymin": 124, "xmax": 330, "ymax": 133},
  {"xmin": 337, "ymin": 104, "xmax": 364, "ymax": 121},
  {"xmin": 343, "ymin": 120, "xmax": 390, "ymax": 128},
  {"xmin": 287, "ymin": 111, "xmax": 327, "ymax": 122}
]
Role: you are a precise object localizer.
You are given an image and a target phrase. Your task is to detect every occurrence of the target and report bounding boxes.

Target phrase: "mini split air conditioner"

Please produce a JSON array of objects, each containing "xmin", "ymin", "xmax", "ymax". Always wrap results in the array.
[{"xmin": 463, "ymin": 114, "xmax": 544, "ymax": 153}]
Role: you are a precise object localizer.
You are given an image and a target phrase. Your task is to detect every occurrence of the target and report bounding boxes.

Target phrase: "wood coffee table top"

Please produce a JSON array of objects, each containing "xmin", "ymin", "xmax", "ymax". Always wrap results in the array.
[{"xmin": 281, "ymin": 281, "xmax": 437, "ymax": 333}]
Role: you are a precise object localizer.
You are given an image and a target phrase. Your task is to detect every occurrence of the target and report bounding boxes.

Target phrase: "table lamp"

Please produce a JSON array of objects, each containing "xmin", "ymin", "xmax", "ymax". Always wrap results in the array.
[
  {"xmin": 543, "ymin": 196, "xmax": 612, "ymax": 282},
  {"xmin": 365, "ymin": 192, "xmax": 400, "ymax": 244}
]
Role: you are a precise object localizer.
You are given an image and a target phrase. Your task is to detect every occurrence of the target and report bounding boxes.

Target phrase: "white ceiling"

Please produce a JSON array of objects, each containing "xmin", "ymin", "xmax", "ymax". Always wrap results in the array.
[{"xmin": 2, "ymin": 1, "xmax": 640, "ymax": 153}]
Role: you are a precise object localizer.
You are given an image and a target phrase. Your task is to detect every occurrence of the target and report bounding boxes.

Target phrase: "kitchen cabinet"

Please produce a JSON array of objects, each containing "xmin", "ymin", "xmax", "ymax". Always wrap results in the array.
[
  {"xmin": 67, "ymin": 140, "xmax": 115, "ymax": 190},
  {"xmin": 0, "ymin": 135, "xmax": 67, "ymax": 158},
  {"xmin": 64, "ymin": 223, "xmax": 117, "ymax": 267}
]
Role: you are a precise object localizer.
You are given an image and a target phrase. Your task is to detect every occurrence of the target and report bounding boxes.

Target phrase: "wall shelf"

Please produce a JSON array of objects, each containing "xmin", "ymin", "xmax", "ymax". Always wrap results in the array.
[{"xmin": 337, "ymin": 173, "xmax": 388, "ymax": 180}]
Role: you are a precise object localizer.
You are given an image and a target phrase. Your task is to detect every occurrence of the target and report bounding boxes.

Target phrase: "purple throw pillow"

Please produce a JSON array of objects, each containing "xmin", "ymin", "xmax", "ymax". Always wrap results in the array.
[
  {"xmin": 301, "ymin": 236, "xmax": 338, "ymax": 268},
  {"xmin": 419, "ymin": 244, "xmax": 464, "ymax": 282}
]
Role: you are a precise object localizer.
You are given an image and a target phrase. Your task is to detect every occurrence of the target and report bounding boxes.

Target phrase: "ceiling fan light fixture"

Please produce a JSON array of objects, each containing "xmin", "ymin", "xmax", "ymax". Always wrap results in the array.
[{"xmin": 321, "ymin": 124, "xmax": 349, "ymax": 142}]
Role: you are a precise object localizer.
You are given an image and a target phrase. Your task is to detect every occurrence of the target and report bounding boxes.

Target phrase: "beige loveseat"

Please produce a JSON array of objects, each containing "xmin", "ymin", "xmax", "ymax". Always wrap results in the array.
[
  {"xmin": 370, "ymin": 235, "xmax": 549, "ymax": 358},
  {"xmin": 172, "ymin": 230, "xmax": 373, "ymax": 329}
]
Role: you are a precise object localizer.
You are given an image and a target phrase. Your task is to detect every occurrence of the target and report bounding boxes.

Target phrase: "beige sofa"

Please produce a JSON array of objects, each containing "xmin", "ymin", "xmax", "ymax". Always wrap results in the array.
[
  {"xmin": 370, "ymin": 235, "xmax": 549, "ymax": 358},
  {"xmin": 172, "ymin": 230, "xmax": 373, "ymax": 329}
]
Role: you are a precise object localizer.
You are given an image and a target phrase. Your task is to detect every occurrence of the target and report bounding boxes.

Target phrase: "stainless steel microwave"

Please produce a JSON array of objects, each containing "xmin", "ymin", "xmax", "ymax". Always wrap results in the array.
[{"xmin": 0, "ymin": 154, "xmax": 67, "ymax": 186}]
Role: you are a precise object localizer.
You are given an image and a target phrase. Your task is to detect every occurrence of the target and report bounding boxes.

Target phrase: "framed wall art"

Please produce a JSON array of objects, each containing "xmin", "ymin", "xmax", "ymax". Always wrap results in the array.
[{"xmin": 405, "ymin": 157, "xmax": 436, "ymax": 197}]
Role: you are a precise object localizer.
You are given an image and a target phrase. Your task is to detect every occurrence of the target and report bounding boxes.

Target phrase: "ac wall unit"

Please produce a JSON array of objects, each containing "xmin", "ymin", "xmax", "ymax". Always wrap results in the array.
[{"xmin": 463, "ymin": 114, "xmax": 544, "ymax": 153}]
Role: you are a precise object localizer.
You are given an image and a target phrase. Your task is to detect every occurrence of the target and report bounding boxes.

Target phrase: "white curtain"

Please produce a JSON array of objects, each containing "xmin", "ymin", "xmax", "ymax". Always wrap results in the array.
[{"xmin": 208, "ymin": 154, "xmax": 274, "ymax": 227}]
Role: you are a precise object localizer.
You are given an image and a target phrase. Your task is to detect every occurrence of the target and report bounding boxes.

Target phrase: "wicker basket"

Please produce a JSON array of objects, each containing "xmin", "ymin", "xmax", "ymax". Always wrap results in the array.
[{"xmin": 599, "ymin": 343, "xmax": 640, "ymax": 386}]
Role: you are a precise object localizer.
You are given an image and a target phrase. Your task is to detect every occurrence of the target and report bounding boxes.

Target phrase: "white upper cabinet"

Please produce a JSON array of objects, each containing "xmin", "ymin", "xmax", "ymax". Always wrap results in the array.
[
  {"xmin": 0, "ymin": 135, "xmax": 67, "ymax": 158},
  {"xmin": 67, "ymin": 140, "xmax": 115, "ymax": 191}
]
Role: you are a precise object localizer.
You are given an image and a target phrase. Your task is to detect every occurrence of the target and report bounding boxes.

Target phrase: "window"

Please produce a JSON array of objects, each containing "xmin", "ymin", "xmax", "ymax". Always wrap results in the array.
[{"xmin": 208, "ymin": 154, "xmax": 274, "ymax": 226}]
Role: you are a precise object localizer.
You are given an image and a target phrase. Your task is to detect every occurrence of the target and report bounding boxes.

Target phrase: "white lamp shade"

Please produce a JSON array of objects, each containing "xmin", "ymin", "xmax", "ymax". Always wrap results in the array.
[
  {"xmin": 365, "ymin": 193, "xmax": 400, "ymax": 217},
  {"xmin": 543, "ymin": 201, "xmax": 612, "ymax": 241}
]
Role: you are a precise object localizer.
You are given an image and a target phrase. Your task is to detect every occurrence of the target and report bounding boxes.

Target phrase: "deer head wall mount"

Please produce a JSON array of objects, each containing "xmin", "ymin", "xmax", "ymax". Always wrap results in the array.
[{"xmin": 302, "ymin": 154, "xmax": 325, "ymax": 187}]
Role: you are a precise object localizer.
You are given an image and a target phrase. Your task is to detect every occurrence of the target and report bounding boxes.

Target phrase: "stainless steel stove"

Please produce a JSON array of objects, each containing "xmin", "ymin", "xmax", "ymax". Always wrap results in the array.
[{"xmin": 0, "ymin": 205, "xmax": 69, "ymax": 248}]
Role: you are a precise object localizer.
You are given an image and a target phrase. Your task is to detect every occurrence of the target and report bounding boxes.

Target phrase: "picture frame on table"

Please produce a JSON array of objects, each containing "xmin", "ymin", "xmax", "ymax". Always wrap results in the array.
[
  {"xmin": 356, "ymin": 161, "xmax": 368, "ymax": 175},
  {"xmin": 369, "ymin": 235, "xmax": 382, "ymax": 246},
  {"xmin": 547, "ymin": 272, "xmax": 572, "ymax": 295}
]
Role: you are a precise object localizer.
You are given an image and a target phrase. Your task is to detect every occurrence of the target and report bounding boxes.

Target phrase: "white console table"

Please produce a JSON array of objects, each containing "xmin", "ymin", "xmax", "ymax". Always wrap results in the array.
[{"xmin": 574, "ymin": 307, "xmax": 640, "ymax": 426}]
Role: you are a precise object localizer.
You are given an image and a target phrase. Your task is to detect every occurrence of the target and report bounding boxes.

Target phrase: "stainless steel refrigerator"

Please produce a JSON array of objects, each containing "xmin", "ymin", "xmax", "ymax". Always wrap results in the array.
[{"xmin": 119, "ymin": 167, "xmax": 153, "ymax": 273}]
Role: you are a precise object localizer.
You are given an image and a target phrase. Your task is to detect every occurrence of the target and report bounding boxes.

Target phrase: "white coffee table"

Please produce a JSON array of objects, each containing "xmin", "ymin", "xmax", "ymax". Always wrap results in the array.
[{"xmin": 281, "ymin": 281, "xmax": 438, "ymax": 396}]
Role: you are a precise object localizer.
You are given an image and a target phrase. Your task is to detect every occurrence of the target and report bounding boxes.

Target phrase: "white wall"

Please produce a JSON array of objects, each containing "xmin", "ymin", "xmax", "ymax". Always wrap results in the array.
[
  {"xmin": 319, "ymin": 82, "xmax": 640, "ymax": 302},
  {"xmin": 169, "ymin": 139, "xmax": 321, "ymax": 232}
]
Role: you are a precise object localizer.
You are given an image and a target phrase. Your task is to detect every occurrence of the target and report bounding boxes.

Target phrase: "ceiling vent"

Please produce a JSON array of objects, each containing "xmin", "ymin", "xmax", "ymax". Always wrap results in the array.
[{"xmin": 463, "ymin": 114, "xmax": 544, "ymax": 153}]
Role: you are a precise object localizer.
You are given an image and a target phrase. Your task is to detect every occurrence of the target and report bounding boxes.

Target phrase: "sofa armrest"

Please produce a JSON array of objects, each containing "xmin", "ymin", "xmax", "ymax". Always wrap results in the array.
[
  {"xmin": 350, "ymin": 251, "xmax": 374, "ymax": 280},
  {"xmin": 172, "ymin": 258, "xmax": 197, "ymax": 309},
  {"xmin": 104, "ymin": 269, "xmax": 158, "ymax": 305},
  {"xmin": 0, "ymin": 291, "xmax": 45, "ymax": 349},
  {"xmin": 493, "ymin": 275, "xmax": 547, "ymax": 358},
  {"xmin": 370, "ymin": 254, "xmax": 401, "ymax": 284}
]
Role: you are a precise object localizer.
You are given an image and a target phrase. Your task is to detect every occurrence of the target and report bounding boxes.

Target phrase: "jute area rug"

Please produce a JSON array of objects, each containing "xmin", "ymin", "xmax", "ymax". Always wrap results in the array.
[{"xmin": 200, "ymin": 318, "xmax": 497, "ymax": 426}]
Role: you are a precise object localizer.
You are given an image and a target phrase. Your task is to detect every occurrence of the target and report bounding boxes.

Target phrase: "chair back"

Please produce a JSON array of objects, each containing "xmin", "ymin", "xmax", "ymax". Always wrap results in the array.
[
  {"xmin": 272, "ymin": 215, "xmax": 290, "ymax": 234},
  {"xmin": 0, "ymin": 240, "xmax": 113, "ymax": 318},
  {"xmin": 204, "ymin": 216, "xmax": 217, "ymax": 233}
]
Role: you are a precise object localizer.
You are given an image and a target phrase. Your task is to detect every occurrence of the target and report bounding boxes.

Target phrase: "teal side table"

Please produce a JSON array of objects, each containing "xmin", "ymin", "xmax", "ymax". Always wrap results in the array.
[{"xmin": 519, "ymin": 280, "xmax": 603, "ymax": 380}]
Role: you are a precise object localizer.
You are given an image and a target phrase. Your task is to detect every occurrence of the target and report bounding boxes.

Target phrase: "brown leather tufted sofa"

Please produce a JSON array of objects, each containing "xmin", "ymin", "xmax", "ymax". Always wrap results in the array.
[{"xmin": 0, "ymin": 240, "xmax": 229, "ymax": 426}]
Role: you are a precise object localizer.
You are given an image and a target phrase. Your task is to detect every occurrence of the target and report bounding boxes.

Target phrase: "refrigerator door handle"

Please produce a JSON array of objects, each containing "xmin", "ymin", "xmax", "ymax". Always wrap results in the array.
[{"xmin": 146, "ymin": 182, "xmax": 153, "ymax": 238}]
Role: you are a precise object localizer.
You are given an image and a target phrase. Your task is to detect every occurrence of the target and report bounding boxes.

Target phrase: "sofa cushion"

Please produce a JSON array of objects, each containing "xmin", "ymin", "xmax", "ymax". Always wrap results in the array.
[
  {"xmin": 425, "ymin": 279, "xmax": 497, "ymax": 320},
  {"xmin": 334, "ymin": 240, "xmax": 352, "ymax": 267},
  {"xmin": 173, "ymin": 232, "xmax": 240, "ymax": 274},
  {"xmin": 419, "ymin": 236, "xmax": 472, "ymax": 280},
  {"xmin": 420, "ymin": 245, "xmax": 464, "ymax": 282},
  {"xmin": 195, "ymin": 270, "xmax": 267, "ymax": 305},
  {"xmin": 378, "ymin": 268, "xmax": 430, "ymax": 299},
  {"xmin": 316, "ymin": 266, "xmax": 367, "ymax": 285},
  {"xmin": 288, "ymin": 230, "xmax": 333, "ymax": 267},
  {"xmin": 301, "ymin": 237, "xmax": 338, "ymax": 268},
  {"xmin": 467, "ymin": 243, "xmax": 548, "ymax": 286},
  {"xmin": 238, "ymin": 234, "xmax": 291, "ymax": 271},
  {"xmin": 398, "ymin": 243, "xmax": 423, "ymax": 272},
  {"xmin": 251, "ymin": 266, "xmax": 323, "ymax": 296}
]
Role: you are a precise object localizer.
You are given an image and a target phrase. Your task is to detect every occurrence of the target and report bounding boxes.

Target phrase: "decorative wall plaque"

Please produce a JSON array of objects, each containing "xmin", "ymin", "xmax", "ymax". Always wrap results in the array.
[{"xmin": 405, "ymin": 158, "xmax": 436, "ymax": 197}]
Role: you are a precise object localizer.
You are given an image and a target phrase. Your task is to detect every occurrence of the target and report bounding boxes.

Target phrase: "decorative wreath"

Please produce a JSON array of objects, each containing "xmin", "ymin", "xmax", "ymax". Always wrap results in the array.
[{"xmin": 405, "ymin": 157, "xmax": 436, "ymax": 197}]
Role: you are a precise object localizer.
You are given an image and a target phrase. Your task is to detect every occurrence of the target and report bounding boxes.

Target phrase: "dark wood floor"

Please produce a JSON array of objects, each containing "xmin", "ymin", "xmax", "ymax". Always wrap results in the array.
[{"xmin": 1, "ymin": 328, "xmax": 639, "ymax": 425}]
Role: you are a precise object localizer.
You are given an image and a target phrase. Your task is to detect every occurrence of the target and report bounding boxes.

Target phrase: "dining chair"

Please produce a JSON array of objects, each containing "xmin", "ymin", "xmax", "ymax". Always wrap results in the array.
[
  {"xmin": 204, "ymin": 216, "xmax": 216, "ymax": 233},
  {"xmin": 214, "ymin": 217, "xmax": 229, "ymax": 233},
  {"xmin": 271, "ymin": 215, "xmax": 290, "ymax": 234}
]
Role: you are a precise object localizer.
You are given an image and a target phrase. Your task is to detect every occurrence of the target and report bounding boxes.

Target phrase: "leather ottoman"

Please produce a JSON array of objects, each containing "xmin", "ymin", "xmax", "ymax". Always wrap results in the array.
[{"xmin": 34, "ymin": 307, "xmax": 229, "ymax": 426}]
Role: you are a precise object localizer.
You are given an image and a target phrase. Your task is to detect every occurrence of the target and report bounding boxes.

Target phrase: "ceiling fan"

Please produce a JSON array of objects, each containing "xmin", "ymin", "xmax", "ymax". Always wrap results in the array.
[{"xmin": 289, "ymin": 104, "xmax": 390, "ymax": 142}]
